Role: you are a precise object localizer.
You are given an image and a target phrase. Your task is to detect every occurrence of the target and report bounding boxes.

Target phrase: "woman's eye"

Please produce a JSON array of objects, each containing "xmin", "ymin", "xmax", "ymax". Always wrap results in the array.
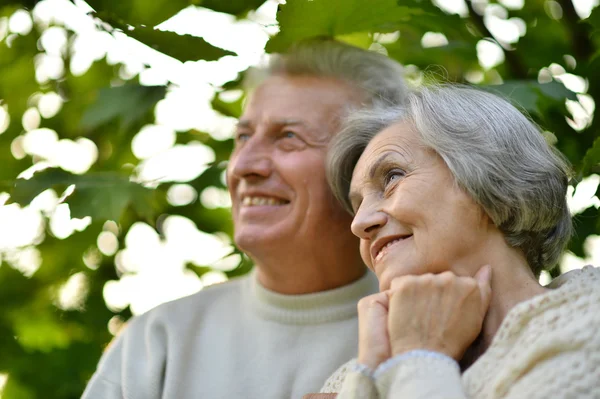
[{"xmin": 384, "ymin": 169, "xmax": 405, "ymax": 187}]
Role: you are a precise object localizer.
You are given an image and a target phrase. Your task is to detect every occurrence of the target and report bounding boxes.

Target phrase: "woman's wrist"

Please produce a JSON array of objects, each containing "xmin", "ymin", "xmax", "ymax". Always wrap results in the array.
[
  {"xmin": 373, "ymin": 349, "xmax": 459, "ymax": 379},
  {"xmin": 350, "ymin": 362, "xmax": 375, "ymax": 379},
  {"xmin": 358, "ymin": 352, "xmax": 389, "ymax": 370}
]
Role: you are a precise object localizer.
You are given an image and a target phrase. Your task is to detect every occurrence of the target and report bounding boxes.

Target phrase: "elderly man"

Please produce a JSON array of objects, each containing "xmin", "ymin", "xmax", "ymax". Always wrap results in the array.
[{"xmin": 83, "ymin": 40, "xmax": 406, "ymax": 399}]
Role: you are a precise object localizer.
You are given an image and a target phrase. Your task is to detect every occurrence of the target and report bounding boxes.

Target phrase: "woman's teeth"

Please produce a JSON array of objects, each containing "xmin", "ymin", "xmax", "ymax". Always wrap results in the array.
[
  {"xmin": 242, "ymin": 196, "xmax": 287, "ymax": 206},
  {"xmin": 376, "ymin": 237, "xmax": 407, "ymax": 262}
]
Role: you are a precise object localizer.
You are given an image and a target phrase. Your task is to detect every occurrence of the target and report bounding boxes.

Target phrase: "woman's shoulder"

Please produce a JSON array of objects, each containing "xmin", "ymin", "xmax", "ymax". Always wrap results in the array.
[
  {"xmin": 498, "ymin": 266, "xmax": 600, "ymax": 343},
  {"xmin": 546, "ymin": 265, "xmax": 600, "ymax": 291},
  {"xmin": 464, "ymin": 267, "xmax": 600, "ymax": 397},
  {"xmin": 544, "ymin": 265, "xmax": 600, "ymax": 329}
]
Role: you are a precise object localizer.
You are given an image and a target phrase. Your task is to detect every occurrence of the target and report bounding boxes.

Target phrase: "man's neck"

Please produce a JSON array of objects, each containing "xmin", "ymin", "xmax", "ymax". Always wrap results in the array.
[
  {"xmin": 256, "ymin": 265, "xmax": 368, "ymax": 295},
  {"xmin": 251, "ymin": 243, "xmax": 367, "ymax": 295}
]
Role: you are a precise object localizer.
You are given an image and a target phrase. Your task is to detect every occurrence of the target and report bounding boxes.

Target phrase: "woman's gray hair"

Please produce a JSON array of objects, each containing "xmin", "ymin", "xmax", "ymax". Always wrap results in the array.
[
  {"xmin": 327, "ymin": 84, "xmax": 573, "ymax": 275},
  {"xmin": 246, "ymin": 39, "xmax": 407, "ymax": 107}
]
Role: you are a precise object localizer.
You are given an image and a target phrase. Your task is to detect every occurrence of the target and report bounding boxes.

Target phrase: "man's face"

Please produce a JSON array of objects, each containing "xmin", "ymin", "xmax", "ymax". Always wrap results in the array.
[{"xmin": 227, "ymin": 75, "xmax": 361, "ymax": 258}]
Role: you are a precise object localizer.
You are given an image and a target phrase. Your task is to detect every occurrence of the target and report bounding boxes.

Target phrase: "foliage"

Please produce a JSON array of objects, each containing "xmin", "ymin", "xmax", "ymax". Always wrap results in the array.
[{"xmin": 0, "ymin": 0, "xmax": 599, "ymax": 397}]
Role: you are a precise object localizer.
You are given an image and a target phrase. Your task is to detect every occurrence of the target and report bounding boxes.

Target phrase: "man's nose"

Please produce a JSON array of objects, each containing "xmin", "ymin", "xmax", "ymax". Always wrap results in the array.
[
  {"xmin": 351, "ymin": 202, "xmax": 387, "ymax": 240},
  {"xmin": 229, "ymin": 139, "xmax": 273, "ymax": 180}
]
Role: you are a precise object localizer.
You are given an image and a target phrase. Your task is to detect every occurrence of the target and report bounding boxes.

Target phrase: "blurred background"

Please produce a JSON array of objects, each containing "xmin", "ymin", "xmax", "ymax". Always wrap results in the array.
[{"xmin": 0, "ymin": 0, "xmax": 599, "ymax": 397}]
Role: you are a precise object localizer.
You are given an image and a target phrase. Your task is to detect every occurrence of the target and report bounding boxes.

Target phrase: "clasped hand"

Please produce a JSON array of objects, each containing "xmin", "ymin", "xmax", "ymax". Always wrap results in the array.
[{"xmin": 357, "ymin": 266, "xmax": 492, "ymax": 369}]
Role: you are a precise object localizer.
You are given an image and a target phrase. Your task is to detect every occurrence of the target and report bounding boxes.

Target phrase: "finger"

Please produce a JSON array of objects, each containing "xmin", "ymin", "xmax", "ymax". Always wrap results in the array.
[
  {"xmin": 358, "ymin": 292, "xmax": 389, "ymax": 323},
  {"xmin": 375, "ymin": 291, "xmax": 391, "ymax": 313},
  {"xmin": 474, "ymin": 264, "xmax": 493, "ymax": 314}
]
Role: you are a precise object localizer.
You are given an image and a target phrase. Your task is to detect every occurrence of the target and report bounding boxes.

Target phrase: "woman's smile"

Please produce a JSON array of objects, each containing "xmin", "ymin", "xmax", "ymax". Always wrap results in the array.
[{"xmin": 372, "ymin": 235, "xmax": 413, "ymax": 264}]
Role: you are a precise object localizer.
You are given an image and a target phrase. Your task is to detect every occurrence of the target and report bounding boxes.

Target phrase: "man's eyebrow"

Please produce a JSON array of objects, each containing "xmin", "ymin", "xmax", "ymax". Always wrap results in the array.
[
  {"xmin": 236, "ymin": 120, "xmax": 252, "ymax": 128},
  {"xmin": 236, "ymin": 119, "xmax": 310, "ymax": 129},
  {"xmin": 273, "ymin": 119, "xmax": 309, "ymax": 128}
]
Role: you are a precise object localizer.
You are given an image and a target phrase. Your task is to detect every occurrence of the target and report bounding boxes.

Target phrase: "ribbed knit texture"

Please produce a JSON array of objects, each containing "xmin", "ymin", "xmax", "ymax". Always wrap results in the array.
[
  {"xmin": 252, "ymin": 271, "xmax": 379, "ymax": 324},
  {"xmin": 321, "ymin": 266, "xmax": 600, "ymax": 398},
  {"xmin": 82, "ymin": 269, "xmax": 379, "ymax": 399}
]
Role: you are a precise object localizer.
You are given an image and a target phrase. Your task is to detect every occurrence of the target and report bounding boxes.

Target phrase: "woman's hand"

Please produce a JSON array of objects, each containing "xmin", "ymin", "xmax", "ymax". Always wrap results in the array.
[
  {"xmin": 356, "ymin": 292, "xmax": 392, "ymax": 369},
  {"xmin": 387, "ymin": 265, "xmax": 492, "ymax": 361}
]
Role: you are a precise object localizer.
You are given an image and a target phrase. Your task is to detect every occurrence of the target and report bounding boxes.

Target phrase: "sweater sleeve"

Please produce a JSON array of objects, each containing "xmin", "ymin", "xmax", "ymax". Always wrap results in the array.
[
  {"xmin": 82, "ymin": 374, "xmax": 123, "ymax": 399},
  {"xmin": 374, "ymin": 344, "xmax": 600, "ymax": 399},
  {"xmin": 81, "ymin": 314, "xmax": 167, "ymax": 399},
  {"xmin": 337, "ymin": 371, "xmax": 379, "ymax": 399},
  {"xmin": 375, "ymin": 354, "xmax": 465, "ymax": 399},
  {"xmin": 82, "ymin": 336, "xmax": 125, "ymax": 399}
]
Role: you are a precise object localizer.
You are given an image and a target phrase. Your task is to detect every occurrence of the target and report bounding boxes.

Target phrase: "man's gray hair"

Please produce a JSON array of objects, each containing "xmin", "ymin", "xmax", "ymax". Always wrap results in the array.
[
  {"xmin": 327, "ymin": 84, "xmax": 573, "ymax": 275},
  {"xmin": 246, "ymin": 39, "xmax": 407, "ymax": 107}
]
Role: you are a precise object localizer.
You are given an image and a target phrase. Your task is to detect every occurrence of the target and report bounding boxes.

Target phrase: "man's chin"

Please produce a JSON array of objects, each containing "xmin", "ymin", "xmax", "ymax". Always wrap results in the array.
[{"xmin": 233, "ymin": 228, "xmax": 291, "ymax": 255}]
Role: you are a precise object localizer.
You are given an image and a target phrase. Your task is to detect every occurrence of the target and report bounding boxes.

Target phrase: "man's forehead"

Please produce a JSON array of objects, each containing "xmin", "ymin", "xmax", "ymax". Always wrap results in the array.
[
  {"xmin": 237, "ymin": 118, "xmax": 308, "ymax": 128},
  {"xmin": 243, "ymin": 75, "xmax": 357, "ymax": 116}
]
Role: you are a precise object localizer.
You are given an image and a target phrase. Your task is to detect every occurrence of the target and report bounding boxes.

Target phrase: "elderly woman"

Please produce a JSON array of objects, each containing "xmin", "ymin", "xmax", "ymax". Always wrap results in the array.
[{"xmin": 320, "ymin": 85, "xmax": 600, "ymax": 398}]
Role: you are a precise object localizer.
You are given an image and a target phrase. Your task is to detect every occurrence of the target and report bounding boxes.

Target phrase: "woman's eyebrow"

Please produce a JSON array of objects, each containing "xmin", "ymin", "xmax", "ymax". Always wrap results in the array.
[
  {"xmin": 368, "ymin": 153, "xmax": 393, "ymax": 179},
  {"xmin": 347, "ymin": 153, "xmax": 393, "ymax": 209}
]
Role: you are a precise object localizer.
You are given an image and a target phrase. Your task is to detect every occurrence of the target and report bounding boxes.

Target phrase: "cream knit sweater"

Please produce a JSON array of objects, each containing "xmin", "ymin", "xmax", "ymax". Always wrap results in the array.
[
  {"xmin": 82, "ymin": 269, "xmax": 379, "ymax": 399},
  {"xmin": 321, "ymin": 266, "xmax": 600, "ymax": 398}
]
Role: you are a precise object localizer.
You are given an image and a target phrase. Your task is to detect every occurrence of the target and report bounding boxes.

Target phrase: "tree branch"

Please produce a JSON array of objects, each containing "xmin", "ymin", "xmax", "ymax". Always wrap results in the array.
[
  {"xmin": 466, "ymin": 0, "xmax": 529, "ymax": 79},
  {"xmin": 557, "ymin": 0, "xmax": 595, "ymax": 62}
]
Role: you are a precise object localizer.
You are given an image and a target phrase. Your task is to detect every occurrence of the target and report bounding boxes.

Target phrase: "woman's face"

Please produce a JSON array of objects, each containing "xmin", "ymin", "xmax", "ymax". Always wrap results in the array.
[{"xmin": 349, "ymin": 121, "xmax": 494, "ymax": 291}]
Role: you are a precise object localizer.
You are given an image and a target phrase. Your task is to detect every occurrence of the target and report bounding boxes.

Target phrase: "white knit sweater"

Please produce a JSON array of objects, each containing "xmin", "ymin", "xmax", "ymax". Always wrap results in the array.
[
  {"xmin": 321, "ymin": 266, "xmax": 600, "ymax": 398},
  {"xmin": 82, "ymin": 269, "xmax": 379, "ymax": 399}
]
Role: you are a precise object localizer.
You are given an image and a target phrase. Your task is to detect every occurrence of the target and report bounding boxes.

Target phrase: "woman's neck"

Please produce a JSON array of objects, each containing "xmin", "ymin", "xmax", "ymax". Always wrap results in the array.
[{"xmin": 460, "ymin": 245, "xmax": 548, "ymax": 369}]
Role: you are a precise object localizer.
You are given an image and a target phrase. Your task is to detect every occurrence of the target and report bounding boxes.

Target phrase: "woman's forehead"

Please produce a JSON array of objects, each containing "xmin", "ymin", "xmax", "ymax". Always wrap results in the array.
[{"xmin": 357, "ymin": 122, "xmax": 418, "ymax": 166}]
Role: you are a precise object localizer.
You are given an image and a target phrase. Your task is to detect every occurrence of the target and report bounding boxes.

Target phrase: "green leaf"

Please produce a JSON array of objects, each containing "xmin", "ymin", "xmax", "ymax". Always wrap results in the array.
[
  {"xmin": 0, "ymin": 2, "xmax": 36, "ymax": 11},
  {"xmin": 11, "ymin": 169, "xmax": 159, "ymax": 221},
  {"xmin": 84, "ymin": 0, "xmax": 188, "ymax": 27},
  {"xmin": 80, "ymin": 84, "xmax": 166, "ymax": 132},
  {"xmin": 482, "ymin": 80, "xmax": 576, "ymax": 114},
  {"xmin": 11, "ymin": 169, "xmax": 74, "ymax": 206},
  {"xmin": 0, "ymin": 376, "xmax": 36, "ymax": 399},
  {"xmin": 10, "ymin": 310, "xmax": 84, "ymax": 353},
  {"xmin": 118, "ymin": 25, "xmax": 235, "ymax": 63},
  {"xmin": 211, "ymin": 91, "xmax": 245, "ymax": 119},
  {"xmin": 200, "ymin": 0, "xmax": 267, "ymax": 16},
  {"xmin": 570, "ymin": 206, "xmax": 600, "ymax": 258},
  {"xmin": 67, "ymin": 176, "xmax": 159, "ymax": 221},
  {"xmin": 581, "ymin": 136, "xmax": 600, "ymax": 175},
  {"xmin": 335, "ymin": 32, "xmax": 373, "ymax": 49},
  {"xmin": 266, "ymin": 0, "xmax": 426, "ymax": 52}
]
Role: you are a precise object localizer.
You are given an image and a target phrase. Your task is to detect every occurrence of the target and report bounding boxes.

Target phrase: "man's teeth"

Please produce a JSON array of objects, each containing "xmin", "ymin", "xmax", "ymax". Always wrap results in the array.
[{"xmin": 242, "ymin": 196, "xmax": 287, "ymax": 206}]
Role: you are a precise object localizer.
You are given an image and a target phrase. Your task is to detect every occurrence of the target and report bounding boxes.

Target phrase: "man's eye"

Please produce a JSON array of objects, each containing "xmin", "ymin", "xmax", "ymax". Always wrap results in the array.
[
  {"xmin": 236, "ymin": 132, "xmax": 251, "ymax": 142},
  {"xmin": 282, "ymin": 131, "xmax": 297, "ymax": 139}
]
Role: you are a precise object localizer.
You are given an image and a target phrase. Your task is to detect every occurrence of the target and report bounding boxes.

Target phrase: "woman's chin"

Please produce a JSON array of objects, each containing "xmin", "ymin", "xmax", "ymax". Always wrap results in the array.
[{"xmin": 376, "ymin": 263, "xmax": 425, "ymax": 292}]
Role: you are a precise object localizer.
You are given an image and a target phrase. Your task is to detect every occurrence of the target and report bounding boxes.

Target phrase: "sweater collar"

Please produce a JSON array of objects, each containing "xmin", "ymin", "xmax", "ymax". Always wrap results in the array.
[{"xmin": 249, "ymin": 269, "xmax": 379, "ymax": 325}]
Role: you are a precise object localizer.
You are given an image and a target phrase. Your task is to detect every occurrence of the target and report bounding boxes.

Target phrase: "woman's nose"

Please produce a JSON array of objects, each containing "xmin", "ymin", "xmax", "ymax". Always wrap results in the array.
[{"xmin": 351, "ymin": 203, "xmax": 387, "ymax": 240}]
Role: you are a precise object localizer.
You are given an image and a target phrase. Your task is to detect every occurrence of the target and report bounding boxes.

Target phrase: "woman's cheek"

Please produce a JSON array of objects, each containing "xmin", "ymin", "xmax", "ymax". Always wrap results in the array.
[{"xmin": 360, "ymin": 241, "xmax": 373, "ymax": 270}]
